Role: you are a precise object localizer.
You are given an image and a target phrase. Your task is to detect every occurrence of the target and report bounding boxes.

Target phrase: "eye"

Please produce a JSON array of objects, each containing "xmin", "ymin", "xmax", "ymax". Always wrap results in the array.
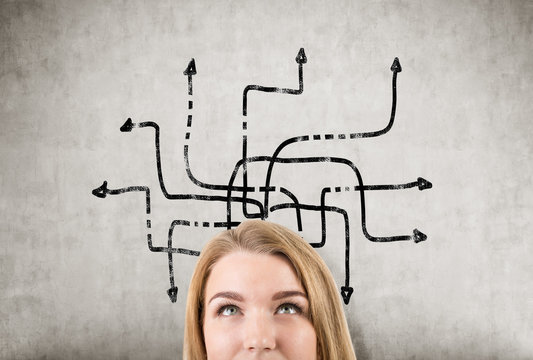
[
  {"xmin": 276, "ymin": 303, "xmax": 302, "ymax": 315},
  {"xmin": 218, "ymin": 305, "xmax": 240, "ymax": 316}
]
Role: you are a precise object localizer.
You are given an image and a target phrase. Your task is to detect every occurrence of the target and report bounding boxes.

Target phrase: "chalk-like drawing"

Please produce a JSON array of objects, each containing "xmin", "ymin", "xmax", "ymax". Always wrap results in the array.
[{"xmin": 92, "ymin": 48, "xmax": 432, "ymax": 304}]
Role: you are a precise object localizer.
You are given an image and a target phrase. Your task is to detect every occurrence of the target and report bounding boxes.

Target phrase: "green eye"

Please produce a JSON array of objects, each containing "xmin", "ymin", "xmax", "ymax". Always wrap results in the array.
[
  {"xmin": 277, "ymin": 303, "xmax": 300, "ymax": 314},
  {"xmin": 219, "ymin": 305, "xmax": 239, "ymax": 316}
]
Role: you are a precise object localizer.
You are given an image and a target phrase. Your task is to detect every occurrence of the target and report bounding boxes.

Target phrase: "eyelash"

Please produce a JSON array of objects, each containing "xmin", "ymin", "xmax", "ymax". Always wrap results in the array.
[
  {"xmin": 217, "ymin": 304, "xmax": 241, "ymax": 316},
  {"xmin": 216, "ymin": 302, "xmax": 304, "ymax": 316},
  {"xmin": 277, "ymin": 302, "xmax": 303, "ymax": 315}
]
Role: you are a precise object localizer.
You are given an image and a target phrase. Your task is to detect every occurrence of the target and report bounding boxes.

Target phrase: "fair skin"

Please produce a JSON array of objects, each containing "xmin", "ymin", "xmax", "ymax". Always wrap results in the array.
[{"xmin": 203, "ymin": 251, "xmax": 318, "ymax": 360}]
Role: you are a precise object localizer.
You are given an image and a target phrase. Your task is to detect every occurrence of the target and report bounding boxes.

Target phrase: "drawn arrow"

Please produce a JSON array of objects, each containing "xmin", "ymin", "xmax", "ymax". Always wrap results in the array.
[
  {"xmin": 183, "ymin": 58, "xmax": 197, "ymax": 95},
  {"xmin": 390, "ymin": 57, "xmax": 402, "ymax": 72},
  {"xmin": 268, "ymin": 197, "xmax": 354, "ymax": 304},
  {"xmin": 353, "ymin": 177, "xmax": 433, "ymax": 191},
  {"xmin": 413, "ymin": 229, "xmax": 427, "ymax": 243},
  {"xmin": 91, "ymin": 180, "xmax": 151, "ymax": 214},
  {"xmin": 120, "ymin": 118, "xmax": 135, "ymax": 132},
  {"xmin": 144, "ymin": 220, "xmax": 200, "ymax": 302},
  {"xmin": 178, "ymin": 59, "xmax": 255, "ymax": 194},
  {"xmin": 120, "ymin": 118, "xmax": 263, "ymax": 212},
  {"xmin": 347, "ymin": 57, "xmax": 402, "ymax": 139},
  {"xmin": 167, "ymin": 220, "xmax": 200, "ymax": 302},
  {"xmin": 416, "ymin": 177, "xmax": 432, "ymax": 190},
  {"xmin": 262, "ymin": 58, "xmax": 403, "ymax": 215},
  {"xmin": 341, "ymin": 286, "xmax": 354, "ymax": 305},
  {"xmin": 167, "ymin": 286, "xmax": 178, "ymax": 303},
  {"xmin": 242, "ymin": 47, "xmax": 306, "ymax": 116}
]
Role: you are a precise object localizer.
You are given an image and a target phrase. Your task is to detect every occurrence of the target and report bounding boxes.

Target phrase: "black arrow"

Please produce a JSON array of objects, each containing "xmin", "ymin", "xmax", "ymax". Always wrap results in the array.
[
  {"xmin": 167, "ymin": 286, "xmax": 178, "ymax": 303},
  {"xmin": 349, "ymin": 57, "xmax": 402, "ymax": 138},
  {"xmin": 91, "ymin": 180, "xmax": 151, "ymax": 214},
  {"xmin": 413, "ymin": 229, "xmax": 427, "ymax": 243},
  {"xmin": 120, "ymin": 118, "xmax": 135, "ymax": 132},
  {"xmin": 121, "ymin": 119, "xmax": 264, "ymax": 213},
  {"xmin": 143, "ymin": 220, "xmax": 200, "ymax": 303},
  {"xmin": 242, "ymin": 48, "xmax": 306, "ymax": 116},
  {"xmin": 352, "ymin": 177, "xmax": 433, "ymax": 191},
  {"xmin": 341, "ymin": 286, "xmax": 354, "ymax": 305},
  {"xmin": 183, "ymin": 58, "xmax": 197, "ymax": 95}
]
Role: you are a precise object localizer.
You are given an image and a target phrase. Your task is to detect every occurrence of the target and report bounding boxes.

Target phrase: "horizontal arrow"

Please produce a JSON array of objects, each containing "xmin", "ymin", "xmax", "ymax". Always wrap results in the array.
[
  {"xmin": 91, "ymin": 180, "xmax": 151, "ymax": 214},
  {"xmin": 351, "ymin": 177, "xmax": 433, "ymax": 191},
  {"xmin": 413, "ymin": 229, "xmax": 427, "ymax": 243}
]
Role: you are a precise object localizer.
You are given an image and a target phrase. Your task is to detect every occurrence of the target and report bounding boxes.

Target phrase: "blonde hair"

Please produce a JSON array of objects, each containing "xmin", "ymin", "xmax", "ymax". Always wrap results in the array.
[{"xmin": 183, "ymin": 220, "xmax": 356, "ymax": 360}]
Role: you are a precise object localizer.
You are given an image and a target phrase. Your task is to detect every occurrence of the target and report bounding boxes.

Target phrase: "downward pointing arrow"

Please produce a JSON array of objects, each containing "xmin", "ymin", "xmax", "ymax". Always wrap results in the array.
[
  {"xmin": 341, "ymin": 286, "xmax": 354, "ymax": 305},
  {"xmin": 167, "ymin": 286, "xmax": 178, "ymax": 303}
]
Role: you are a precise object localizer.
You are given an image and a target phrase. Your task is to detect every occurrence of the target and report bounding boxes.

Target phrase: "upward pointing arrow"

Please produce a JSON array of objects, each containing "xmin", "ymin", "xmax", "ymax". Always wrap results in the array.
[
  {"xmin": 183, "ymin": 58, "xmax": 197, "ymax": 76},
  {"xmin": 390, "ymin": 57, "xmax": 402, "ymax": 73},
  {"xmin": 295, "ymin": 48, "xmax": 307, "ymax": 64},
  {"xmin": 243, "ymin": 48, "xmax": 306, "ymax": 116},
  {"xmin": 183, "ymin": 58, "xmax": 197, "ymax": 95}
]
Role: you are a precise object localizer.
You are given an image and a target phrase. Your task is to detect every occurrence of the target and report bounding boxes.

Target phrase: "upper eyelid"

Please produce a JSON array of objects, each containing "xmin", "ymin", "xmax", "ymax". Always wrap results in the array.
[
  {"xmin": 275, "ymin": 297, "xmax": 308, "ymax": 308},
  {"xmin": 275, "ymin": 302, "xmax": 305, "ymax": 314},
  {"xmin": 217, "ymin": 303, "xmax": 242, "ymax": 315}
]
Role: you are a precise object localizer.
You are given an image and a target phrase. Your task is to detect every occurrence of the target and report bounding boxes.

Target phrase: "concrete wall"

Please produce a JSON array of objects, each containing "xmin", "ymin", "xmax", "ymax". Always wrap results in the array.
[{"xmin": 1, "ymin": 1, "xmax": 532, "ymax": 359}]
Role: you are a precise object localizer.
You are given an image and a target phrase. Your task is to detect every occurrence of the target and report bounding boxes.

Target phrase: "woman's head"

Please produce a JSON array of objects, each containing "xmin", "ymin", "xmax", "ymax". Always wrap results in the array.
[{"xmin": 184, "ymin": 220, "xmax": 356, "ymax": 360}]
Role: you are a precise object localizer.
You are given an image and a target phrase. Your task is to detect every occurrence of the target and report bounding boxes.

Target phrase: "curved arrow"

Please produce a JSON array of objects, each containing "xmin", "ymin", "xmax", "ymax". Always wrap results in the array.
[
  {"xmin": 120, "ymin": 118, "xmax": 264, "ymax": 213},
  {"xmin": 226, "ymin": 152, "xmax": 427, "ymax": 243},
  {"xmin": 261, "ymin": 58, "xmax": 403, "ymax": 216},
  {"xmin": 91, "ymin": 180, "xmax": 151, "ymax": 214},
  {"xmin": 167, "ymin": 220, "xmax": 200, "ymax": 303},
  {"xmin": 268, "ymin": 198, "xmax": 353, "ymax": 303},
  {"xmin": 279, "ymin": 187, "xmax": 303, "ymax": 231},
  {"xmin": 179, "ymin": 60, "xmax": 256, "ymax": 194},
  {"xmin": 144, "ymin": 220, "xmax": 200, "ymax": 303},
  {"xmin": 348, "ymin": 57, "xmax": 402, "ymax": 139},
  {"xmin": 242, "ymin": 48, "xmax": 306, "ymax": 116}
]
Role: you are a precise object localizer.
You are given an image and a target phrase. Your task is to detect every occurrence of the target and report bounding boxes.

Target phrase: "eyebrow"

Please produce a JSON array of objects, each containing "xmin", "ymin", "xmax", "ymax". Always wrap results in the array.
[
  {"xmin": 207, "ymin": 290, "xmax": 307, "ymax": 305},
  {"xmin": 271, "ymin": 290, "xmax": 308, "ymax": 301},
  {"xmin": 208, "ymin": 291, "xmax": 244, "ymax": 305}
]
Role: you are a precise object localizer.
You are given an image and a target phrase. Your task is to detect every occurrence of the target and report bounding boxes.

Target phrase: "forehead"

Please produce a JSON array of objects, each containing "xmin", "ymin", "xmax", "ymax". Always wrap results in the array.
[{"xmin": 204, "ymin": 252, "xmax": 304, "ymax": 297}]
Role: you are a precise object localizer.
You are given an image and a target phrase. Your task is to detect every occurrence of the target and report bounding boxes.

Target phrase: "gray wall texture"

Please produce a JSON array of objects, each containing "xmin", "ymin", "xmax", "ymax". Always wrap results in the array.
[{"xmin": 1, "ymin": 0, "xmax": 532, "ymax": 359}]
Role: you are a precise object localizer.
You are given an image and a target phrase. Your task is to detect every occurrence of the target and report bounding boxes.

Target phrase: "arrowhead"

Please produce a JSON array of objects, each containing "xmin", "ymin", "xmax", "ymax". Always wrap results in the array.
[
  {"xmin": 295, "ymin": 48, "xmax": 307, "ymax": 64},
  {"xmin": 413, "ymin": 229, "xmax": 427, "ymax": 243},
  {"xmin": 167, "ymin": 286, "xmax": 178, "ymax": 303},
  {"xmin": 340, "ymin": 286, "xmax": 354, "ymax": 305},
  {"xmin": 92, "ymin": 181, "xmax": 108, "ymax": 198},
  {"xmin": 120, "ymin": 118, "xmax": 135, "ymax": 132},
  {"xmin": 183, "ymin": 58, "xmax": 197, "ymax": 76},
  {"xmin": 390, "ymin": 57, "xmax": 402, "ymax": 73},
  {"xmin": 417, "ymin": 177, "xmax": 433, "ymax": 190}
]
